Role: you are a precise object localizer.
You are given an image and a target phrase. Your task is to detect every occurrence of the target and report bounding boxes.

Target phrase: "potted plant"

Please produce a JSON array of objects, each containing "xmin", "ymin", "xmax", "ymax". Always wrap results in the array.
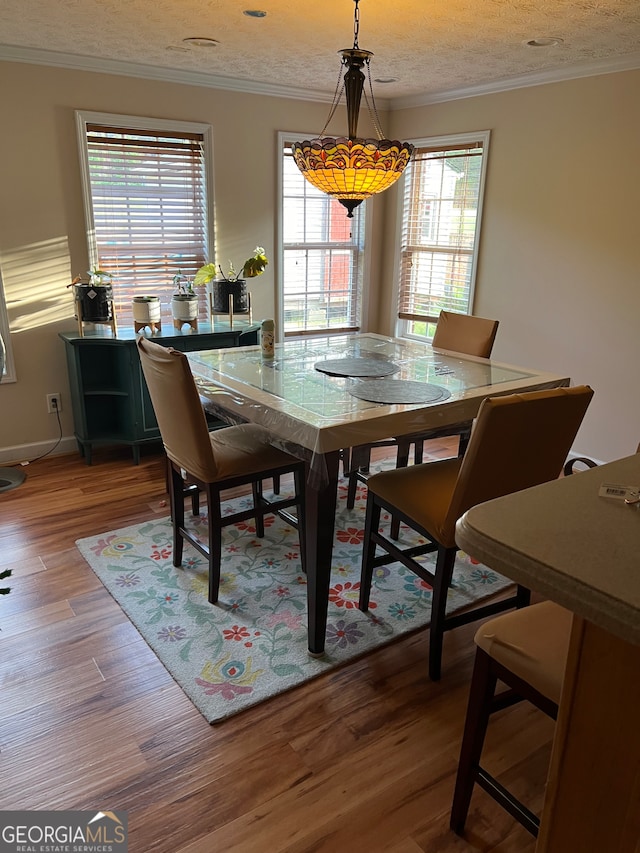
[
  {"xmin": 194, "ymin": 246, "xmax": 268, "ymax": 314},
  {"xmin": 171, "ymin": 270, "xmax": 198, "ymax": 327},
  {"xmin": 70, "ymin": 267, "xmax": 114, "ymax": 323}
]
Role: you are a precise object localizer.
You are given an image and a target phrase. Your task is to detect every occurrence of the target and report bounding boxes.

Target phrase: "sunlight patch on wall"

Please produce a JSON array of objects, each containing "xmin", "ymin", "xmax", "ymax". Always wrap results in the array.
[{"xmin": 2, "ymin": 236, "xmax": 74, "ymax": 332}]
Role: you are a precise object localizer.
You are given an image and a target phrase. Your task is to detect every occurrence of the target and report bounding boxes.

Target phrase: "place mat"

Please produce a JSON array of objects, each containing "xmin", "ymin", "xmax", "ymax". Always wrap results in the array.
[
  {"xmin": 348, "ymin": 379, "xmax": 452, "ymax": 404},
  {"xmin": 314, "ymin": 357, "xmax": 400, "ymax": 378}
]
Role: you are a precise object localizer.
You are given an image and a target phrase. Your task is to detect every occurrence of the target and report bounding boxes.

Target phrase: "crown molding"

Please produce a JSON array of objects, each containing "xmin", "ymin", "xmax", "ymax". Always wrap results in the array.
[
  {"xmin": 0, "ymin": 44, "xmax": 340, "ymax": 105},
  {"xmin": 390, "ymin": 51, "xmax": 640, "ymax": 110},
  {"xmin": 1, "ymin": 42, "xmax": 639, "ymax": 111}
]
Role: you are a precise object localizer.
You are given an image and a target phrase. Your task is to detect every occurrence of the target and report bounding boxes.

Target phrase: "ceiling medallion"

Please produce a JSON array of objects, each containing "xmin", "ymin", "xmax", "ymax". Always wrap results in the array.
[{"xmin": 182, "ymin": 37, "xmax": 219, "ymax": 48}]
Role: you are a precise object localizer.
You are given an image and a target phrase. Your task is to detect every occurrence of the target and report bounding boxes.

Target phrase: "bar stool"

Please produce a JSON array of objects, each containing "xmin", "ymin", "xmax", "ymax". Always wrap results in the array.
[{"xmin": 450, "ymin": 601, "xmax": 573, "ymax": 837}]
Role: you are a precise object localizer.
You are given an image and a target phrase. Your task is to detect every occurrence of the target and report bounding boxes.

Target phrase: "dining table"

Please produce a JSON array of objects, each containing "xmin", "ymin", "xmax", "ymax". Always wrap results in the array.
[
  {"xmin": 456, "ymin": 453, "xmax": 640, "ymax": 851},
  {"xmin": 187, "ymin": 332, "xmax": 571, "ymax": 655}
]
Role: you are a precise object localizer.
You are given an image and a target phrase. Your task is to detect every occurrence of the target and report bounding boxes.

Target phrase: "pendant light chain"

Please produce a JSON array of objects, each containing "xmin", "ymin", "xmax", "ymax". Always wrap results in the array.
[
  {"xmin": 353, "ymin": 0, "xmax": 360, "ymax": 49},
  {"xmin": 319, "ymin": 69, "xmax": 346, "ymax": 137},
  {"xmin": 364, "ymin": 62, "xmax": 385, "ymax": 140}
]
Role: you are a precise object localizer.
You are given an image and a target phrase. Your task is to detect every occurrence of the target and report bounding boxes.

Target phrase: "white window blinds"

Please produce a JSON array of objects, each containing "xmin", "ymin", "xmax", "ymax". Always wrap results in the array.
[
  {"xmin": 281, "ymin": 142, "xmax": 365, "ymax": 336},
  {"xmin": 397, "ymin": 136, "xmax": 488, "ymax": 333},
  {"xmin": 81, "ymin": 119, "xmax": 210, "ymax": 324}
]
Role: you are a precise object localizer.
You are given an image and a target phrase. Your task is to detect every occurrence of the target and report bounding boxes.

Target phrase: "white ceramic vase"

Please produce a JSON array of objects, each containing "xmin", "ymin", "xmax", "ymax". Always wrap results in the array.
[
  {"xmin": 132, "ymin": 296, "xmax": 162, "ymax": 326},
  {"xmin": 171, "ymin": 293, "xmax": 198, "ymax": 322}
]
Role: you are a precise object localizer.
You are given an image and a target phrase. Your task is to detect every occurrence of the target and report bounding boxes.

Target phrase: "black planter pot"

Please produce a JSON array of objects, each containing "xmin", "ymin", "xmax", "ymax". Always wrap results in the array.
[
  {"xmin": 73, "ymin": 284, "xmax": 113, "ymax": 322},
  {"xmin": 211, "ymin": 279, "xmax": 249, "ymax": 314}
]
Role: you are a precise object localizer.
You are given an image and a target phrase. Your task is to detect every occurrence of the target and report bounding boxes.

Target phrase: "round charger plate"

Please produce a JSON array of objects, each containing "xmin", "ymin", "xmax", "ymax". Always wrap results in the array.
[
  {"xmin": 348, "ymin": 379, "xmax": 452, "ymax": 405},
  {"xmin": 314, "ymin": 357, "xmax": 400, "ymax": 378}
]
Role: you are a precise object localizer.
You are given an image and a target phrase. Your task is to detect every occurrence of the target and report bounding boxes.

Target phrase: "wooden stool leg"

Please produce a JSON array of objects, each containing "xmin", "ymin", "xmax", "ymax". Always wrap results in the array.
[
  {"xmin": 450, "ymin": 649, "xmax": 498, "ymax": 834},
  {"xmin": 170, "ymin": 464, "xmax": 185, "ymax": 568},
  {"xmin": 358, "ymin": 496, "xmax": 382, "ymax": 612},
  {"xmin": 428, "ymin": 546, "xmax": 457, "ymax": 680}
]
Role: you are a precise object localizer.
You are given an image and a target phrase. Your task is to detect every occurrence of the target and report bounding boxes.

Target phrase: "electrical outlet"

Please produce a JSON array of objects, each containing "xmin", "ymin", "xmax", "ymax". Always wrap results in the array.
[{"xmin": 47, "ymin": 393, "xmax": 62, "ymax": 414}]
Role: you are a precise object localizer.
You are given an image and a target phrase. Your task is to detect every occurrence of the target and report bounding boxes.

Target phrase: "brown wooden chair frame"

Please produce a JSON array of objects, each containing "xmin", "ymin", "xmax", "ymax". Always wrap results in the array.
[
  {"xmin": 450, "ymin": 645, "xmax": 559, "ymax": 837},
  {"xmin": 359, "ymin": 491, "xmax": 531, "ymax": 681}
]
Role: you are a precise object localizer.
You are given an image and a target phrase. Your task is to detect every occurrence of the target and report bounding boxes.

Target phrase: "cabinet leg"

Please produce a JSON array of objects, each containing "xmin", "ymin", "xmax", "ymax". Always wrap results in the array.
[{"xmin": 132, "ymin": 445, "xmax": 140, "ymax": 465}]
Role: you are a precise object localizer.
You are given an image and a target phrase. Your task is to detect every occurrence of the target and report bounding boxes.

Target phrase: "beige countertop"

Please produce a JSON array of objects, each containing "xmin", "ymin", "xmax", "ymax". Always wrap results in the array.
[{"xmin": 456, "ymin": 453, "xmax": 640, "ymax": 646}]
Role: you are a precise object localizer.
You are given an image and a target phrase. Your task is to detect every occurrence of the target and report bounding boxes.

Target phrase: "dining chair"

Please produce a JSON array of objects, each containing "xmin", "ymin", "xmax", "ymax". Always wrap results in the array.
[
  {"xmin": 346, "ymin": 310, "xmax": 500, "ymax": 511},
  {"xmin": 358, "ymin": 384, "xmax": 594, "ymax": 680},
  {"xmin": 137, "ymin": 336, "xmax": 307, "ymax": 604},
  {"xmin": 450, "ymin": 600, "xmax": 572, "ymax": 837}
]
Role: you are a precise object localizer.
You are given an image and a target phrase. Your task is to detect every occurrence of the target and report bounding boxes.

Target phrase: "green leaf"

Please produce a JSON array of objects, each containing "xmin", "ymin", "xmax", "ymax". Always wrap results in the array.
[{"xmin": 193, "ymin": 263, "xmax": 217, "ymax": 286}]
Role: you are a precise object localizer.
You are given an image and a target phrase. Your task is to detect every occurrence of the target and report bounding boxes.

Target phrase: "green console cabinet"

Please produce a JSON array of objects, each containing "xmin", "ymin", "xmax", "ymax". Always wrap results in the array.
[{"xmin": 60, "ymin": 321, "xmax": 259, "ymax": 464}]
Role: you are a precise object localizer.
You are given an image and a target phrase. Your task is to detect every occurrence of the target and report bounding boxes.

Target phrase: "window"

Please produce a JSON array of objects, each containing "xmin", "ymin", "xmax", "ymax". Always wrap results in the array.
[
  {"xmin": 396, "ymin": 132, "xmax": 490, "ymax": 340},
  {"xmin": 76, "ymin": 112, "xmax": 213, "ymax": 326},
  {"xmin": 280, "ymin": 134, "xmax": 366, "ymax": 337}
]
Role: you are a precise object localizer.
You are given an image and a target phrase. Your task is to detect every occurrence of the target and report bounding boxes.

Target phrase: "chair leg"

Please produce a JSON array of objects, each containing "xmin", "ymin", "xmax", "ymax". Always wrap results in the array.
[
  {"xmin": 358, "ymin": 494, "xmax": 382, "ymax": 612},
  {"xmin": 395, "ymin": 439, "xmax": 411, "ymax": 469},
  {"xmin": 390, "ymin": 441, "xmax": 413, "ymax": 539},
  {"xmin": 458, "ymin": 432, "xmax": 470, "ymax": 457},
  {"xmin": 191, "ymin": 487, "xmax": 200, "ymax": 516},
  {"xmin": 390, "ymin": 511, "xmax": 401, "ymax": 541},
  {"xmin": 516, "ymin": 584, "xmax": 531, "ymax": 608},
  {"xmin": 170, "ymin": 464, "xmax": 185, "ymax": 569},
  {"xmin": 340, "ymin": 448, "xmax": 352, "ymax": 477},
  {"xmin": 252, "ymin": 480, "xmax": 265, "ymax": 538},
  {"xmin": 347, "ymin": 446, "xmax": 372, "ymax": 509},
  {"xmin": 413, "ymin": 439, "xmax": 424, "ymax": 465},
  {"xmin": 450, "ymin": 649, "xmax": 499, "ymax": 834},
  {"xmin": 428, "ymin": 546, "xmax": 458, "ymax": 680},
  {"xmin": 293, "ymin": 466, "xmax": 307, "ymax": 575},
  {"xmin": 207, "ymin": 485, "xmax": 223, "ymax": 604},
  {"xmin": 272, "ymin": 475, "xmax": 280, "ymax": 495},
  {"xmin": 346, "ymin": 470, "xmax": 359, "ymax": 509}
]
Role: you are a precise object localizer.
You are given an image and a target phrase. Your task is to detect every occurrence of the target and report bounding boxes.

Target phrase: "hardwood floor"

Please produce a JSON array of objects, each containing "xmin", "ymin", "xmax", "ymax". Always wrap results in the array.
[{"xmin": 0, "ymin": 442, "xmax": 552, "ymax": 852}]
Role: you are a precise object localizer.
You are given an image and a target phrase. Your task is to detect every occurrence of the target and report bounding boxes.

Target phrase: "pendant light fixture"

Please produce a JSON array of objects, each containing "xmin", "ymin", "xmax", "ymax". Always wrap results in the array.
[{"xmin": 292, "ymin": 0, "xmax": 414, "ymax": 217}]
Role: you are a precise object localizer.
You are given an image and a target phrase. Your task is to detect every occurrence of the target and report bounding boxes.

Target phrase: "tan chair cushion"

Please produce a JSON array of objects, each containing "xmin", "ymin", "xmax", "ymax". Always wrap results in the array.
[
  {"xmin": 209, "ymin": 423, "xmax": 302, "ymax": 481},
  {"xmin": 474, "ymin": 601, "xmax": 573, "ymax": 704},
  {"xmin": 367, "ymin": 456, "xmax": 462, "ymax": 543}
]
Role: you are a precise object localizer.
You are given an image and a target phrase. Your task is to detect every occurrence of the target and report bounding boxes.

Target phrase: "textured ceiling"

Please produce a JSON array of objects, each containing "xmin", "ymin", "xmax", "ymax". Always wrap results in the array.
[{"xmin": 2, "ymin": 0, "xmax": 640, "ymax": 103}]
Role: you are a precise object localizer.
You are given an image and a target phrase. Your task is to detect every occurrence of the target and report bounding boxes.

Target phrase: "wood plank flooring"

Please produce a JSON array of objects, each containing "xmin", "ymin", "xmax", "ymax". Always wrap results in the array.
[{"xmin": 0, "ymin": 443, "xmax": 551, "ymax": 852}]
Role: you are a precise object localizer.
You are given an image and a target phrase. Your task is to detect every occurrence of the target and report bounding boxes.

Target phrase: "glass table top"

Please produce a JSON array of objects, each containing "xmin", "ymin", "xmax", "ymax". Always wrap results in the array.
[{"xmin": 188, "ymin": 333, "xmax": 535, "ymax": 422}]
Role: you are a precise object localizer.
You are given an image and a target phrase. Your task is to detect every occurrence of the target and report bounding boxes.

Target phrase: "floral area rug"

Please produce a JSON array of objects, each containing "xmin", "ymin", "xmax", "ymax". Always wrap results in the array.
[{"xmin": 76, "ymin": 481, "xmax": 511, "ymax": 723}]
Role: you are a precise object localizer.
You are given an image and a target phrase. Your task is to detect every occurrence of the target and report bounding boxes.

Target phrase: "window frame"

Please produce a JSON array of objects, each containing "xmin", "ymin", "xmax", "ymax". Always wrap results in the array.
[
  {"xmin": 277, "ymin": 131, "xmax": 370, "ymax": 338},
  {"xmin": 75, "ymin": 110, "xmax": 215, "ymax": 324},
  {"xmin": 394, "ymin": 130, "xmax": 491, "ymax": 341}
]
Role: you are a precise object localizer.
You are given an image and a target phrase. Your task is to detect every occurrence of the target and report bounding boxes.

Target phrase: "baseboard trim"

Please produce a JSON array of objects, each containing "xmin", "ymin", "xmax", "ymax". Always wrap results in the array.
[{"xmin": 0, "ymin": 436, "xmax": 78, "ymax": 465}]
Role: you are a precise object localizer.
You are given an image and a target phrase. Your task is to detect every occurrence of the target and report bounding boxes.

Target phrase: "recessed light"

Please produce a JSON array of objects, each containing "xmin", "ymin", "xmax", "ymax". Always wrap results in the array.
[
  {"xmin": 524, "ymin": 37, "xmax": 564, "ymax": 47},
  {"xmin": 182, "ymin": 37, "xmax": 219, "ymax": 48},
  {"xmin": 374, "ymin": 77, "xmax": 398, "ymax": 84},
  {"xmin": 243, "ymin": 10, "xmax": 267, "ymax": 17}
]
